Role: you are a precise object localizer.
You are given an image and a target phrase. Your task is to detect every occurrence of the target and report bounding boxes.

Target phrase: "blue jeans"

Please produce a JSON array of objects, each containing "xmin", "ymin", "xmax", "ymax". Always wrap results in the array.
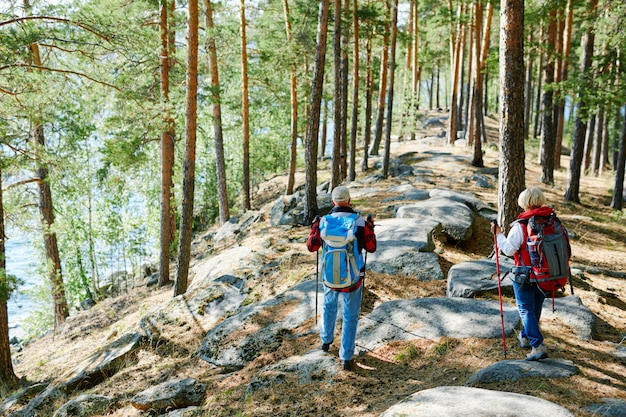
[
  {"xmin": 320, "ymin": 283, "xmax": 363, "ymax": 362},
  {"xmin": 513, "ymin": 281, "xmax": 546, "ymax": 348}
]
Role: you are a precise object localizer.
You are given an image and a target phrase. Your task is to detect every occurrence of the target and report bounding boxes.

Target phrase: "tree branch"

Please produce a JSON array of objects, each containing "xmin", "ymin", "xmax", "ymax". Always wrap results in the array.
[{"xmin": 0, "ymin": 16, "xmax": 111, "ymax": 41}]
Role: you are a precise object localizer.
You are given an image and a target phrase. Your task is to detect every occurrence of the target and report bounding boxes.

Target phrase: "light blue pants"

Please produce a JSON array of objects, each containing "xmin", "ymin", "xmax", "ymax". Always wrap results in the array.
[
  {"xmin": 513, "ymin": 281, "xmax": 546, "ymax": 348},
  {"xmin": 320, "ymin": 283, "xmax": 363, "ymax": 362}
]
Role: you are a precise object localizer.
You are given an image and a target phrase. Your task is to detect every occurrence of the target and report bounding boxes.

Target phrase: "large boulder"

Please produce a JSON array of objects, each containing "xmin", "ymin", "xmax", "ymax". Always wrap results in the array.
[
  {"xmin": 356, "ymin": 298, "xmax": 519, "ymax": 353},
  {"xmin": 379, "ymin": 386, "xmax": 575, "ymax": 416}
]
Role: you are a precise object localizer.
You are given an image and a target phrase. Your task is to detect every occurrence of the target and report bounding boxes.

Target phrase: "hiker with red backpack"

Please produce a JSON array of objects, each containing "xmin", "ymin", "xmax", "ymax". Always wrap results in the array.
[
  {"xmin": 306, "ymin": 186, "xmax": 377, "ymax": 371},
  {"xmin": 491, "ymin": 186, "xmax": 572, "ymax": 361}
]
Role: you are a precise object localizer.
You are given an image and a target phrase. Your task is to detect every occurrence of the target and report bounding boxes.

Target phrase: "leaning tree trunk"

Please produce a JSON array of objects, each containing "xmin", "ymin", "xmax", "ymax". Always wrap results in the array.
[
  {"xmin": 304, "ymin": 0, "xmax": 330, "ymax": 224},
  {"xmin": 498, "ymin": 0, "xmax": 526, "ymax": 230},
  {"xmin": 175, "ymin": 0, "xmax": 200, "ymax": 296}
]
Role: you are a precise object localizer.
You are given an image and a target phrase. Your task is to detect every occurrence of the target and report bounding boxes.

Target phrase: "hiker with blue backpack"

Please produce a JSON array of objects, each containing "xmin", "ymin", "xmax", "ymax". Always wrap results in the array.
[
  {"xmin": 491, "ymin": 186, "xmax": 572, "ymax": 361},
  {"xmin": 306, "ymin": 186, "xmax": 377, "ymax": 371}
]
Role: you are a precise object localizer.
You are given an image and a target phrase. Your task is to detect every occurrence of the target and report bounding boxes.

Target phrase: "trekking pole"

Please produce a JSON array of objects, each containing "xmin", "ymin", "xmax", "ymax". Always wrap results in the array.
[
  {"xmin": 492, "ymin": 220, "xmax": 508, "ymax": 359},
  {"xmin": 315, "ymin": 249, "xmax": 319, "ymax": 325}
]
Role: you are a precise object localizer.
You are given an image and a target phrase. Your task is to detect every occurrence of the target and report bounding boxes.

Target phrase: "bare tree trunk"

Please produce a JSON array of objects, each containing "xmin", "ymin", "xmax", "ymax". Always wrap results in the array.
[
  {"xmin": 498, "ymin": 0, "xmax": 526, "ymax": 230},
  {"xmin": 540, "ymin": 8, "xmax": 557, "ymax": 185},
  {"xmin": 331, "ymin": 0, "xmax": 342, "ymax": 187},
  {"xmin": 370, "ymin": 9, "xmax": 390, "ymax": 156},
  {"xmin": 25, "ymin": 19, "xmax": 69, "ymax": 327},
  {"xmin": 204, "ymin": 0, "xmax": 230, "ymax": 224},
  {"xmin": 283, "ymin": 0, "xmax": 299, "ymax": 195},
  {"xmin": 0, "ymin": 165, "xmax": 18, "ymax": 387},
  {"xmin": 175, "ymin": 0, "xmax": 200, "ymax": 296},
  {"xmin": 447, "ymin": 3, "xmax": 464, "ymax": 145},
  {"xmin": 565, "ymin": 0, "xmax": 598, "ymax": 203},
  {"xmin": 599, "ymin": 109, "xmax": 610, "ymax": 176},
  {"xmin": 611, "ymin": 108, "xmax": 626, "ymax": 210},
  {"xmin": 532, "ymin": 25, "xmax": 544, "ymax": 139},
  {"xmin": 241, "ymin": 0, "xmax": 251, "ymax": 210},
  {"xmin": 382, "ymin": 0, "xmax": 398, "ymax": 178},
  {"xmin": 340, "ymin": 0, "xmax": 349, "ymax": 181},
  {"xmin": 554, "ymin": 0, "xmax": 573, "ymax": 168},
  {"xmin": 590, "ymin": 105, "xmax": 604, "ymax": 176},
  {"xmin": 523, "ymin": 31, "xmax": 534, "ymax": 140},
  {"xmin": 348, "ymin": 0, "xmax": 359, "ymax": 181},
  {"xmin": 304, "ymin": 0, "xmax": 330, "ymax": 224},
  {"xmin": 159, "ymin": 0, "xmax": 175, "ymax": 287},
  {"xmin": 584, "ymin": 114, "xmax": 596, "ymax": 174},
  {"xmin": 361, "ymin": 36, "xmax": 373, "ymax": 171}
]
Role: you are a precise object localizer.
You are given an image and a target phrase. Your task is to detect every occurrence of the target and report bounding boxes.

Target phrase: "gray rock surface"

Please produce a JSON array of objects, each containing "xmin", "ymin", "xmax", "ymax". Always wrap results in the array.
[
  {"xmin": 541, "ymin": 295, "xmax": 595, "ymax": 340},
  {"xmin": 368, "ymin": 251, "xmax": 443, "ymax": 281},
  {"xmin": 198, "ymin": 279, "xmax": 318, "ymax": 368},
  {"xmin": 379, "ymin": 386, "xmax": 575, "ymax": 416},
  {"xmin": 52, "ymin": 394, "xmax": 116, "ymax": 417},
  {"xmin": 466, "ymin": 359, "xmax": 579, "ymax": 385},
  {"xmin": 447, "ymin": 258, "xmax": 515, "ymax": 298},
  {"xmin": 245, "ymin": 350, "xmax": 339, "ymax": 398},
  {"xmin": 367, "ymin": 218, "xmax": 441, "ymax": 264},
  {"xmin": 59, "ymin": 332, "xmax": 144, "ymax": 393},
  {"xmin": 583, "ymin": 398, "xmax": 626, "ymax": 417},
  {"xmin": 356, "ymin": 298, "xmax": 519, "ymax": 352},
  {"xmin": 131, "ymin": 378, "xmax": 207, "ymax": 412},
  {"xmin": 395, "ymin": 197, "xmax": 475, "ymax": 241}
]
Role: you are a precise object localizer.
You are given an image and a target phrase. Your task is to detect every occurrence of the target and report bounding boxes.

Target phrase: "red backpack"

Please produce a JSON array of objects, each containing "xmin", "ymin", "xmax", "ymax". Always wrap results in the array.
[{"xmin": 520, "ymin": 212, "xmax": 572, "ymax": 294}]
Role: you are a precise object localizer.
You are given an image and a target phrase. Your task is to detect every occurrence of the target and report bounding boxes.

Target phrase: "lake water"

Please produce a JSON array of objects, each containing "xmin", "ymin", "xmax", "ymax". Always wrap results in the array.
[{"xmin": 5, "ymin": 232, "xmax": 37, "ymax": 341}]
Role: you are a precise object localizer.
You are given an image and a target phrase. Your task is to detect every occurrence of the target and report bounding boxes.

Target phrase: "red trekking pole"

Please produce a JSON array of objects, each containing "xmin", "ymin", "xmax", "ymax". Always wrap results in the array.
[{"xmin": 492, "ymin": 220, "xmax": 508, "ymax": 359}]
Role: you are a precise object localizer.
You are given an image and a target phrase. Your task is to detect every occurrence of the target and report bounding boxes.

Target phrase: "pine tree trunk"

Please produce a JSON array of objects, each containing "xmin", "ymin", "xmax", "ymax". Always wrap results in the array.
[
  {"xmin": 498, "ymin": 0, "xmax": 526, "ymax": 229},
  {"xmin": 284, "ymin": 0, "xmax": 298, "ymax": 195},
  {"xmin": 204, "ymin": 0, "xmax": 230, "ymax": 224},
  {"xmin": 331, "ymin": 0, "xmax": 342, "ymax": 187},
  {"xmin": 540, "ymin": 8, "xmax": 557, "ymax": 185},
  {"xmin": 304, "ymin": 0, "xmax": 330, "ymax": 224},
  {"xmin": 610, "ymin": 109, "xmax": 626, "ymax": 210},
  {"xmin": 348, "ymin": 0, "xmax": 359, "ymax": 182},
  {"xmin": 361, "ymin": 37, "xmax": 373, "ymax": 171},
  {"xmin": 26, "ymin": 31, "xmax": 69, "ymax": 327},
  {"xmin": 565, "ymin": 0, "xmax": 598, "ymax": 203},
  {"xmin": 241, "ymin": 0, "xmax": 251, "ymax": 210},
  {"xmin": 382, "ymin": 0, "xmax": 398, "ymax": 178},
  {"xmin": 159, "ymin": 0, "xmax": 175, "ymax": 287},
  {"xmin": 554, "ymin": 0, "xmax": 573, "ymax": 168},
  {"xmin": 0, "ymin": 166, "xmax": 18, "ymax": 387},
  {"xmin": 370, "ymin": 7, "xmax": 389, "ymax": 156},
  {"xmin": 175, "ymin": 0, "xmax": 200, "ymax": 296}
]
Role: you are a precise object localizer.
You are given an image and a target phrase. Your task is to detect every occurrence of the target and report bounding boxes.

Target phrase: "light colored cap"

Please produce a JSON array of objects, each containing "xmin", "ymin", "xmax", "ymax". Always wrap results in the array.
[{"xmin": 331, "ymin": 186, "xmax": 351, "ymax": 203}]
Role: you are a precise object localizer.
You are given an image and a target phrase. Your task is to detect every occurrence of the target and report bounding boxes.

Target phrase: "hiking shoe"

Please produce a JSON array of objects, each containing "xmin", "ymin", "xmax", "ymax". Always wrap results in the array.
[
  {"xmin": 321, "ymin": 343, "xmax": 331, "ymax": 352},
  {"xmin": 517, "ymin": 332, "xmax": 530, "ymax": 349},
  {"xmin": 341, "ymin": 360, "xmax": 354, "ymax": 371},
  {"xmin": 525, "ymin": 344, "xmax": 548, "ymax": 361}
]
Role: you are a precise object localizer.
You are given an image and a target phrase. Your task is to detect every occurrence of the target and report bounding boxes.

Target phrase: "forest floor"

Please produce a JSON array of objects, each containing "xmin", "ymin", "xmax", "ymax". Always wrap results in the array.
[{"xmin": 6, "ymin": 111, "xmax": 626, "ymax": 416}]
